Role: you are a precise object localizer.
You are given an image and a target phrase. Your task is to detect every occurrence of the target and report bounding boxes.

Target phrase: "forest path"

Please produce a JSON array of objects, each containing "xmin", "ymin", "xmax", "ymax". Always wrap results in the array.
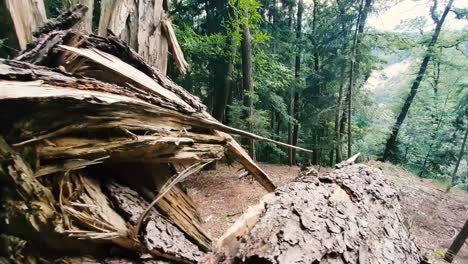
[{"xmin": 185, "ymin": 161, "xmax": 468, "ymax": 263}]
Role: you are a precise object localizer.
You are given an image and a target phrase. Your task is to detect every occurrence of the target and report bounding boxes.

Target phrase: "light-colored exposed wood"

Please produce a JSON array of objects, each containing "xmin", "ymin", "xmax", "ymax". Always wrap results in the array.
[
  {"xmin": 65, "ymin": 0, "xmax": 94, "ymax": 33},
  {"xmin": 97, "ymin": 0, "xmax": 169, "ymax": 73},
  {"xmin": 162, "ymin": 18, "xmax": 189, "ymax": 75},
  {"xmin": 4, "ymin": 0, "xmax": 47, "ymax": 49}
]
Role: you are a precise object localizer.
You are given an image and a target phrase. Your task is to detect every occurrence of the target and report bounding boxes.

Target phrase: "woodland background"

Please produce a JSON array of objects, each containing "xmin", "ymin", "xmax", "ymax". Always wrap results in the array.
[{"xmin": 0, "ymin": 0, "xmax": 467, "ymax": 190}]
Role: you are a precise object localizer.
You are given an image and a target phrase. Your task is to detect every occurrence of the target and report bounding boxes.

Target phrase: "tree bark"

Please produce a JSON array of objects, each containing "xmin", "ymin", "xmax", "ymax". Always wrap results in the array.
[
  {"xmin": 206, "ymin": 164, "xmax": 421, "ymax": 263},
  {"xmin": 65, "ymin": 0, "xmax": 94, "ymax": 33},
  {"xmin": 242, "ymin": 8, "xmax": 255, "ymax": 159},
  {"xmin": 4, "ymin": 0, "xmax": 47, "ymax": 50},
  {"xmin": 444, "ymin": 218, "xmax": 468, "ymax": 263},
  {"xmin": 382, "ymin": 0, "xmax": 454, "ymax": 161}
]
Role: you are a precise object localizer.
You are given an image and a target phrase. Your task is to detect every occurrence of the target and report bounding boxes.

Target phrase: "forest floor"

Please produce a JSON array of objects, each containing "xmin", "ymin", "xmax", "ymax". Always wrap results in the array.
[{"xmin": 185, "ymin": 160, "xmax": 468, "ymax": 263}]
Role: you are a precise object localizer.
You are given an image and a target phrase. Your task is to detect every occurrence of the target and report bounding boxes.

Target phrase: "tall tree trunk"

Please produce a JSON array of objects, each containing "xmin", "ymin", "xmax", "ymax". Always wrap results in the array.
[
  {"xmin": 3, "ymin": 0, "xmax": 47, "ymax": 50},
  {"xmin": 289, "ymin": 0, "xmax": 303, "ymax": 165},
  {"xmin": 210, "ymin": 0, "xmax": 234, "ymax": 123},
  {"xmin": 242, "ymin": 8, "xmax": 255, "ymax": 159},
  {"xmin": 65, "ymin": 0, "xmax": 94, "ymax": 33},
  {"xmin": 382, "ymin": 0, "xmax": 454, "ymax": 161},
  {"xmin": 287, "ymin": 1, "xmax": 295, "ymax": 165},
  {"xmin": 444, "ymin": 218, "xmax": 468, "ymax": 263},
  {"xmin": 347, "ymin": 0, "xmax": 364, "ymax": 158},
  {"xmin": 448, "ymin": 124, "xmax": 468, "ymax": 189}
]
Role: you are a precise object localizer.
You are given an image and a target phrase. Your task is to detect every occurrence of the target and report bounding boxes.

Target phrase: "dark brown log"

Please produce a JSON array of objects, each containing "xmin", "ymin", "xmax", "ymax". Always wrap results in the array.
[{"xmin": 206, "ymin": 164, "xmax": 421, "ymax": 263}]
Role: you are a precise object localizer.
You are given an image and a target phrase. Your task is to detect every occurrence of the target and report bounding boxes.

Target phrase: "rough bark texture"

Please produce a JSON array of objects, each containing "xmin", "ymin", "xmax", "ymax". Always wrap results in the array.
[
  {"xmin": 105, "ymin": 181, "xmax": 204, "ymax": 263},
  {"xmin": 206, "ymin": 164, "xmax": 421, "ymax": 264}
]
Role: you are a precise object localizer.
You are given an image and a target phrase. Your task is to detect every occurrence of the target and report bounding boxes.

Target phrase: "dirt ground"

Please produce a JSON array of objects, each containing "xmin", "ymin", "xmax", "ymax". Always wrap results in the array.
[{"xmin": 184, "ymin": 161, "xmax": 468, "ymax": 263}]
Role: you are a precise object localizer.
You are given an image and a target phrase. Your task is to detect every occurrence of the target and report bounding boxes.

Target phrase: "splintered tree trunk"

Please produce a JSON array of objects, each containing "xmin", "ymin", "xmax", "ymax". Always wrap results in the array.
[
  {"xmin": 445, "ymin": 219, "xmax": 468, "ymax": 263},
  {"xmin": 97, "ymin": 0, "xmax": 169, "ymax": 73},
  {"xmin": 206, "ymin": 164, "xmax": 420, "ymax": 264},
  {"xmin": 64, "ymin": 0, "xmax": 94, "ymax": 33},
  {"xmin": 3, "ymin": 0, "xmax": 47, "ymax": 50},
  {"xmin": 383, "ymin": 0, "xmax": 454, "ymax": 161},
  {"xmin": 242, "ymin": 8, "xmax": 255, "ymax": 159}
]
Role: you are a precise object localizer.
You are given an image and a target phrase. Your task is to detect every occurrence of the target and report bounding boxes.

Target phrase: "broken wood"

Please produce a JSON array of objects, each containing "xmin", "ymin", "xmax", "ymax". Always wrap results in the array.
[
  {"xmin": 3, "ymin": 0, "xmax": 47, "ymax": 50},
  {"xmin": 33, "ymin": 4, "xmax": 89, "ymax": 37},
  {"xmin": 0, "ymin": 27, "xmax": 316, "ymax": 262},
  {"xmin": 97, "ymin": 0, "xmax": 169, "ymax": 73}
]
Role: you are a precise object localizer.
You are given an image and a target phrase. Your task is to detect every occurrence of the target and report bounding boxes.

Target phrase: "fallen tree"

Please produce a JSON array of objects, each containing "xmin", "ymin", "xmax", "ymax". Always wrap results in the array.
[
  {"xmin": 0, "ymin": 23, "xmax": 310, "ymax": 262},
  {"xmin": 0, "ymin": 9, "xmax": 421, "ymax": 264},
  {"xmin": 205, "ymin": 163, "xmax": 421, "ymax": 264}
]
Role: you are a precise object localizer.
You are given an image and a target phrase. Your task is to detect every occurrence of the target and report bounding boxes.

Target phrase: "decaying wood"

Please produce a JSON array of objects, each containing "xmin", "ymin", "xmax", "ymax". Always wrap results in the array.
[
  {"xmin": 4, "ymin": 0, "xmax": 47, "ymax": 50},
  {"xmin": 206, "ymin": 164, "xmax": 421, "ymax": 264}
]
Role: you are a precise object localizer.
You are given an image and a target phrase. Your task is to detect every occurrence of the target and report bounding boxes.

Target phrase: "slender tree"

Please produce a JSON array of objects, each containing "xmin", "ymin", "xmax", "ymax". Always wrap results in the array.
[
  {"xmin": 210, "ymin": 0, "xmax": 236, "ymax": 123},
  {"xmin": 242, "ymin": 8, "xmax": 255, "ymax": 159},
  {"xmin": 382, "ymin": 0, "xmax": 454, "ymax": 161},
  {"xmin": 447, "ymin": 124, "xmax": 468, "ymax": 190},
  {"xmin": 347, "ymin": 0, "xmax": 364, "ymax": 158},
  {"xmin": 289, "ymin": 0, "xmax": 304, "ymax": 165}
]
